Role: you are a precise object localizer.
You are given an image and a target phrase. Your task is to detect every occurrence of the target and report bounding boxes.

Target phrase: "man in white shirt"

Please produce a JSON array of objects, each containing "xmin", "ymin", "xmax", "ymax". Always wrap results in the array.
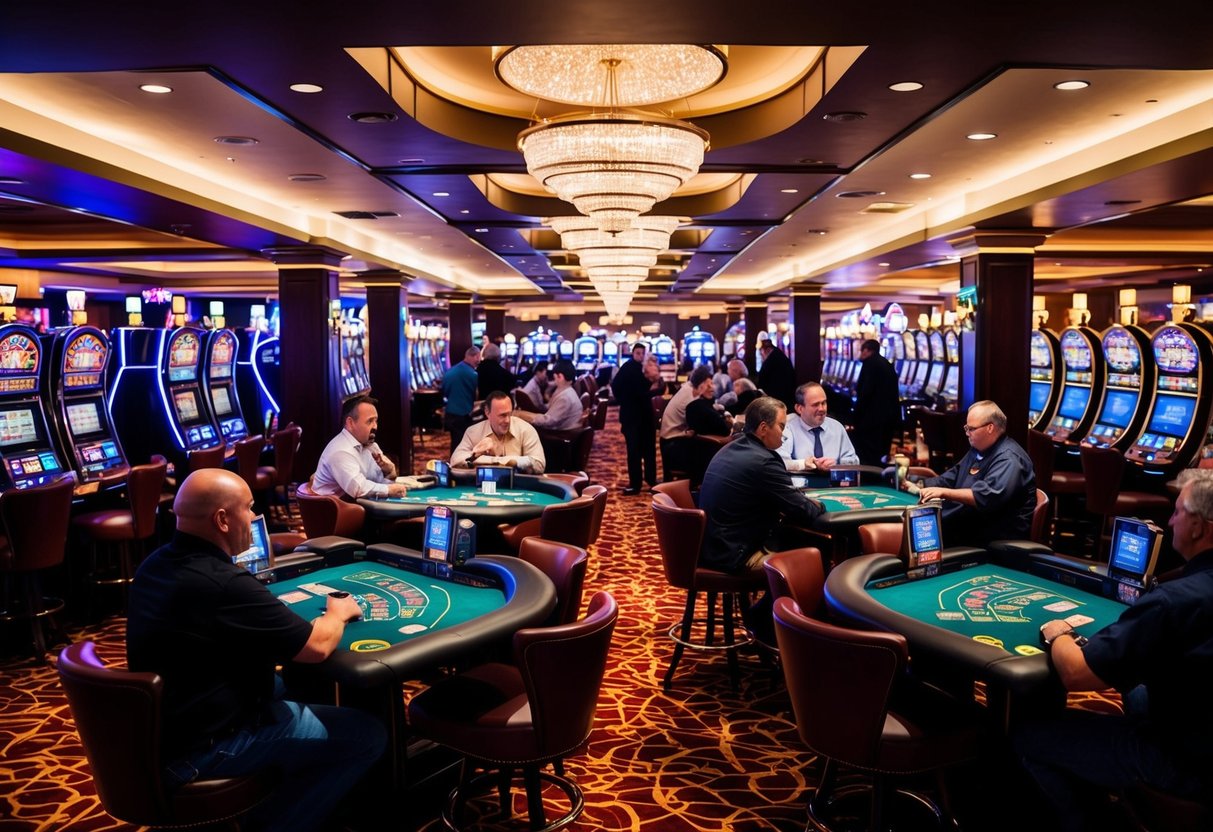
[
  {"xmin": 312, "ymin": 396, "xmax": 408, "ymax": 498},
  {"xmin": 779, "ymin": 381, "xmax": 859, "ymax": 472},
  {"xmin": 515, "ymin": 360, "xmax": 583, "ymax": 432},
  {"xmin": 520, "ymin": 364, "xmax": 549, "ymax": 412},
  {"xmin": 660, "ymin": 365, "xmax": 714, "ymax": 441},
  {"xmin": 451, "ymin": 391, "xmax": 546, "ymax": 472}
]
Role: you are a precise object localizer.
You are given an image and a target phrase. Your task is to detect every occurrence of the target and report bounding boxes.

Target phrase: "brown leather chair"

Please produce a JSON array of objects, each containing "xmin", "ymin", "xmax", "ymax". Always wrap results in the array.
[
  {"xmin": 187, "ymin": 443, "xmax": 226, "ymax": 473},
  {"xmin": 265, "ymin": 423, "xmax": 302, "ymax": 505},
  {"xmin": 57, "ymin": 641, "xmax": 278, "ymax": 828},
  {"xmin": 1079, "ymin": 445, "xmax": 1172, "ymax": 556},
  {"xmin": 72, "ymin": 460, "xmax": 168, "ymax": 598},
  {"xmin": 294, "ymin": 481, "xmax": 365, "ymax": 539},
  {"xmin": 1027, "ymin": 428, "xmax": 1081, "ymax": 545},
  {"xmin": 499, "ymin": 492, "xmax": 598, "ymax": 552},
  {"xmin": 651, "ymin": 493, "xmax": 765, "ymax": 691},
  {"xmin": 518, "ymin": 537, "xmax": 588, "ymax": 626},
  {"xmin": 653, "ymin": 478, "xmax": 696, "ymax": 509},
  {"xmin": 407, "ymin": 591, "xmax": 618, "ymax": 832},
  {"xmin": 0, "ymin": 476, "xmax": 74, "ymax": 659},
  {"xmin": 512, "ymin": 387, "xmax": 541, "ymax": 413},
  {"xmin": 581, "ymin": 483, "xmax": 608, "ymax": 545},
  {"xmin": 589, "ymin": 398, "xmax": 608, "ymax": 430},
  {"xmin": 762, "ymin": 548, "xmax": 827, "ymax": 619},
  {"xmin": 858, "ymin": 522, "xmax": 905, "ymax": 556},
  {"xmin": 773, "ymin": 597, "xmax": 981, "ymax": 832},
  {"xmin": 651, "ymin": 394, "xmax": 669, "ymax": 423},
  {"xmin": 234, "ymin": 434, "xmax": 271, "ymax": 500},
  {"xmin": 570, "ymin": 425, "xmax": 595, "ymax": 472},
  {"xmin": 1030, "ymin": 488, "xmax": 1051, "ymax": 545},
  {"xmin": 544, "ymin": 471, "xmax": 589, "ymax": 496}
]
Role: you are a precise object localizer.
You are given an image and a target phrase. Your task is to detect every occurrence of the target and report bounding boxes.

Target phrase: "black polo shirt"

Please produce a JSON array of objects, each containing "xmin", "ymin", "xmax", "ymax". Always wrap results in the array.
[{"xmin": 127, "ymin": 531, "xmax": 313, "ymax": 759}]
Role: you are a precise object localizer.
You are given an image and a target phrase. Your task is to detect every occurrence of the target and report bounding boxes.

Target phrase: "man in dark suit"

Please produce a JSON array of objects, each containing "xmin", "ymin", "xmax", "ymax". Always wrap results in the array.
[
  {"xmin": 756, "ymin": 339, "xmax": 797, "ymax": 411},
  {"xmin": 852, "ymin": 338, "xmax": 902, "ymax": 466},
  {"xmin": 611, "ymin": 345, "xmax": 661, "ymax": 495}
]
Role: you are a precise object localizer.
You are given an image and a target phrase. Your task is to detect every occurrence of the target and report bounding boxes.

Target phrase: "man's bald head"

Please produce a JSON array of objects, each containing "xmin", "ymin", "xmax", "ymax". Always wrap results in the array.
[{"xmin": 174, "ymin": 468, "xmax": 255, "ymax": 556}]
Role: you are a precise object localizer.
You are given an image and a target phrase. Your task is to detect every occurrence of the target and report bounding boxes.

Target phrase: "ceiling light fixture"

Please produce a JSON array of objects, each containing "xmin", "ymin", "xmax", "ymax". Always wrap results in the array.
[
  {"xmin": 888, "ymin": 81, "xmax": 923, "ymax": 92},
  {"xmin": 1053, "ymin": 80, "xmax": 1090, "ymax": 91},
  {"xmin": 290, "ymin": 83, "xmax": 324, "ymax": 93},
  {"xmin": 909, "ymin": 172, "xmax": 932, "ymax": 179},
  {"xmin": 139, "ymin": 84, "xmax": 173, "ymax": 94},
  {"xmin": 966, "ymin": 132, "xmax": 998, "ymax": 141}
]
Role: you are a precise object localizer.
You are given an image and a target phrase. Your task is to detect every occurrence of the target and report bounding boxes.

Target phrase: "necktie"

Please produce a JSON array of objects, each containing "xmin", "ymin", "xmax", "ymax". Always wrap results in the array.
[{"xmin": 811, "ymin": 426, "xmax": 824, "ymax": 459}]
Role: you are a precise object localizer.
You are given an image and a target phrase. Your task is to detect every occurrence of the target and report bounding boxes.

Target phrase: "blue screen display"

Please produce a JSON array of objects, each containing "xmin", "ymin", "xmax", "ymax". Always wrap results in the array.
[
  {"xmin": 1147, "ymin": 394, "xmax": 1196, "ymax": 437},
  {"xmin": 1057, "ymin": 385, "xmax": 1090, "ymax": 420},
  {"xmin": 1098, "ymin": 389, "xmax": 1138, "ymax": 428},
  {"xmin": 910, "ymin": 511, "xmax": 942, "ymax": 553},
  {"xmin": 1029, "ymin": 382, "xmax": 1051, "ymax": 412},
  {"xmin": 1109, "ymin": 517, "xmax": 1156, "ymax": 579},
  {"xmin": 424, "ymin": 507, "xmax": 453, "ymax": 562}
]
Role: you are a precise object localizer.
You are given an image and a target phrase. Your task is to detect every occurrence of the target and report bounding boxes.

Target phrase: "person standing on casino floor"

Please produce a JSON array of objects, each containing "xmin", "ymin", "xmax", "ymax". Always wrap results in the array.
[
  {"xmin": 913, "ymin": 399, "xmax": 1035, "ymax": 546},
  {"xmin": 756, "ymin": 338, "xmax": 797, "ymax": 411},
  {"xmin": 851, "ymin": 338, "xmax": 902, "ymax": 466},
  {"xmin": 1015, "ymin": 469, "xmax": 1213, "ymax": 832},
  {"xmin": 127, "ymin": 469, "xmax": 386, "ymax": 832},
  {"xmin": 476, "ymin": 342, "xmax": 516, "ymax": 401},
  {"xmin": 611, "ymin": 345, "xmax": 661, "ymax": 495},
  {"xmin": 779, "ymin": 381, "xmax": 859, "ymax": 472},
  {"xmin": 442, "ymin": 346, "xmax": 480, "ymax": 449}
]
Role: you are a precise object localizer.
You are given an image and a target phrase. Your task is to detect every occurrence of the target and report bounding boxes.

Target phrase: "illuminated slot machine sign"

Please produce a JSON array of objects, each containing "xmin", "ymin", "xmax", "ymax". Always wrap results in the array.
[
  {"xmin": 601, "ymin": 341, "xmax": 620, "ymax": 366},
  {"xmin": 165, "ymin": 329, "xmax": 220, "ymax": 450},
  {"xmin": 942, "ymin": 329, "xmax": 960, "ymax": 404},
  {"xmin": 557, "ymin": 338, "xmax": 574, "ymax": 360},
  {"xmin": 1083, "ymin": 325, "xmax": 1152, "ymax": 449},
  {"xmin": 1125, "ymin": 324, "xmax": 1213, "ymax": 470},
  {"xmin": 653, "ymin": 335, "xmax": 677, "ymax": 380},
  {"xmin": 1043, "ymin": 327, "xmax": 1102, "ymax": 443},
  {"xmin": 898, "ymin": 330, "xmax": 917, "ymax": 392},
  {"xmin": 574, "ymin": 336, "xmax": 600, "ymax": 371},
  {"xmin": 1028, "ymin": 329, "xmax": 1061, "ymax": 429},
  {"xmin": 59, "ymin": 329, "xmax": 126, "ymax": 480},
  {"xmin": 0, "ymin": 327, "xmax": 66, "ymax": 489},
  {"xmin": 206, "ymin": 331, "xmax": 247, "ymax": 441}
]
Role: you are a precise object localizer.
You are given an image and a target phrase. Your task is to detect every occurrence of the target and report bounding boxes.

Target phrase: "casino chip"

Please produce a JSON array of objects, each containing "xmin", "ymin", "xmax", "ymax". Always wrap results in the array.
[
  {"xmin": 349, "ymin": 639, "xmax": 391, "ymax": 652},
  {"xmin": 972, "ymin": 634, "xmax": 1004, "ymax": 649}
]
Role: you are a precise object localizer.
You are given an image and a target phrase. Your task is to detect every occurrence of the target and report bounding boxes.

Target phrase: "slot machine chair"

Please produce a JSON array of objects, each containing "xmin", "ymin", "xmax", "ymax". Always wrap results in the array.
[
  {"xmin": 762, "ymin": 549, "xmax": 827, "ymax": 619},
  {"xmin": 71, "ymin": 460, "xmax": 168, "ymax": 610},
  {"xmin": 1027, "ymin": 429, "xmax": 1084, "ymax": 546},
  {"xmin": 651, "ymin": 493, "xmax": 765, "ymax": 691},
  {"xmin": 234, "ymin": 435, "xmax": 271, "ymax": 510},
  {"xmin": 498, "ymin": 492, "xmax": 599, "ymax": 553},
  {"xmin": 187, "ymin": 444, "xmax": 227, "ymax": 473},
  {"xmin": 0, "ymin": 476, "xmax": 75, "ymax": 660},
  {"xmin": 407, "ymin": 591, "xmax": 618, "ymax": 832},
  {"xmin": 1078, "ymin": 446, "xmax": 1172, "ymax": 558},
  {"xmin": 517, "ymin": 537, "xmax": 588, "ymax": 627},
  {"xmin": 773, "ymin": 597, "xmax": 981, "ymax": 832},
  {"xmin": 57, "ymin": 641, "xmax": 279, "ymax": 829},
  {"xmin": 653, "ymin": 479, "xmax": 696, "ymax": 509},
  {"xmin": 265, "ymin": 423, "xmax": 302, "ymax": 507}
]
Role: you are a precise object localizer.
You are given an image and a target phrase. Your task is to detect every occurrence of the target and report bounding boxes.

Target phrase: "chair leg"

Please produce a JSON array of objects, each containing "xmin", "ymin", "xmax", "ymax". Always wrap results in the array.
[
  {"xmin": 809, "ymin": 757, "xmax": 839, "ymax": 821},
  {"xmin": 522, "ymin": 766, "xmax": 546, "ymax": 830},
  {"xmin": 722, "ymin": 592, "xmax": 740, "ymax": 692},
  {"xmin": 704, "ymin": 590, "xmax": 718, "ymax": 646},
  {"xmin": 496, "ymin": 766, "xmax": 513, "ymax": 819},
  {"xmin": 871, "ymin": 774, "xmax": 888, "ymax": 832},
  {"xmin": 663, "ymin": 590, "xmax": 698, "ymax": 691}
]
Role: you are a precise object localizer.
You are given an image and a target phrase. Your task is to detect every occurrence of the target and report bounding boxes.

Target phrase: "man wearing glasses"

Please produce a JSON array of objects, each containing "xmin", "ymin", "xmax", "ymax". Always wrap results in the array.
[{"xmin": 912, "ymin": 400, "xmax": 1036, "ymax": 546}]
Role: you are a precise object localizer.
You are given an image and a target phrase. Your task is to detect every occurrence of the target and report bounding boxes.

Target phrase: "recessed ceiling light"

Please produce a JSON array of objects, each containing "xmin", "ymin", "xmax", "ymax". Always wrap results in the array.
[
  {"xmin": 836, "ymin": 190, "xmax": 884, "ymax": 199},
  {"xmin": 1053, "ymin": 80, "xmax": 1090, "ymax": 91},
  {"xmin": 878, "ymin": 262, "xmax": 891, "ymax": 267},
  {"xmin": 888, "ymin": 81, "xmax": 923, "ymax": 92},
  {"xmin": 397, "ymin": 158, "xmax": 426, "ymax": 165},
  {"xmin": 287, "ymin": 173, "xmax": 326, "ymax": 182},
  {"xmin": 474, "ymin": 228, "xmax": 489, "ymax": 233},
  {"xmin": 349, "ymin": 111, "xmax": 397, "ymax": 124},
  {"xmin": 780, "ymin": 188, "xmax": 799, "ymax": 194},
  {"xmin": 139, "ymin": 84, "xmax": 173, "ymax": 94},
  {"xmin": 823, "ymin": 111, "xmax": 867, "ymax": 123},
  {"xmin": 290, "ymin": 83, "xmax": 324, "ymax": 93},
  {"xmin": 432, "ymin": 191, "xmax": 450, "ymax": 197},
  {"xmin": 967, "ymin": 132, "xmax": 998, "ymax": 141},
  {"xmin": 909, "ymin": 172, "xmax": 932, "ymax": 180},
  {"xmin": 214, "ymin": 136, "xmax": 259, "ymax": 146},
  {"xmin": 806, "ymin": 229, "xmax": 828, "ymax": 235}
]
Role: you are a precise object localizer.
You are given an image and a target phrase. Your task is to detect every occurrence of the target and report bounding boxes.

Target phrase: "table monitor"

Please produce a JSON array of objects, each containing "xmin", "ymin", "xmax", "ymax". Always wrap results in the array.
[
  {"xmin": 423, "ymin": 505, "xmax": 457, "ymax": 578},
  {"xmin": 1107, "ymin": 516, "xmax": 1162, "ymax": 603},
  {"xmin": 476, "ymin": 465, "xmax": 514, "ymax": 489},
  {"xmin": 829, "ymin": 468, "xmax": 860, "ymax": 487},
  {"xmin": 232, "ymin": 514, "xmax": 273, "ymax": 575},
  {"xmin": 426, "ymin": 458, "xmax": 451, "ymax": 487},
  {"xmin": 903, "ymin": 503, "xmax": 944, "ymax": 570}
]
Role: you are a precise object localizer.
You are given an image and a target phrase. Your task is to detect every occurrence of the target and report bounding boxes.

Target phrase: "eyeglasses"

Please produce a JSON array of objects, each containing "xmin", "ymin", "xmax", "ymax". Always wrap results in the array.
[{"xmin": 963, "ymin": 422, "xmax": 992, "ymax": 434}]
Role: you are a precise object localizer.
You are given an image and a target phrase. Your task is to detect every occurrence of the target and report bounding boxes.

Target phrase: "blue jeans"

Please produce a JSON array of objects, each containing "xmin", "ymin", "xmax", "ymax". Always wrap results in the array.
[
  {"xmin": 1013, "ymin": 703, "xmax": 1204, "ymax": 832},
  {"xmin": 165, "ymin": 693, "xmax": 387, "ymax": 832}
]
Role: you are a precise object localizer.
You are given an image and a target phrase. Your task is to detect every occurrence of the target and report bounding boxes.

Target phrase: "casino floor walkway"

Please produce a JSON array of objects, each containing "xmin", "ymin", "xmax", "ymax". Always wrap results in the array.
[{"xmin": 0, "ymin": 407, "xmax": 1131, "ymax": 832}]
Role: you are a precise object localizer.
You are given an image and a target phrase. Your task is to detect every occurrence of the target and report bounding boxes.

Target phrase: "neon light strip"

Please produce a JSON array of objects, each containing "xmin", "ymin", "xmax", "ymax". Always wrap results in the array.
[
  {"xmin": 153, "ymin": 330, "xmax": 185, "ymax": 449},
  {"xmin": 251, "ymin": 331, "xmax": 280, "ymax": 413}
]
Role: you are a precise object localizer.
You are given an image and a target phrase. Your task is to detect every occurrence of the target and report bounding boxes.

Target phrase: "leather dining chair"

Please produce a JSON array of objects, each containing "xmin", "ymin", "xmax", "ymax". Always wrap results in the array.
[
  {"xmin": 498, "ymin": 492, "xmax": 597, "ymax": 553},
  {"xmin": 653, "ymin": 478, "xmax": 696, "ymax": 510},
  {"xmin": 517, "ymin": 537, "xmax": 589, "ymax": 627}
]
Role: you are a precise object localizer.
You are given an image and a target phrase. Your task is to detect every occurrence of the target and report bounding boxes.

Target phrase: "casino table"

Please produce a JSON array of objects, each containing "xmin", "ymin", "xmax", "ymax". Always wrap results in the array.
[
  {"xmin": 825, "ymin": 551, "xmax": 1127, "ymax": 729},
  {"xmin": 793, "ymin": 485, "xmax": 920, "ymax": 564}
]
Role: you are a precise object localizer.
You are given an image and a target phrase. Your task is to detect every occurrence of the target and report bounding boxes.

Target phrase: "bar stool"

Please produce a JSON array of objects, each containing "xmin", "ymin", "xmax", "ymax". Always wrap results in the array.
[
  {"xmin": 234, "ymin": 434, "xmax": 271, "ymax": 510},
  {"xmin": 71, "ymin": 460, "xmax": 168, "ymax": 605},
  {"xmin": 187, "ymin": 443, "xmax": 226, "ymax": 472},
  {"xmin": 1079, "ymin": 445, "xmax": 1172, "ymax": 557},
  {"xmin": 0, "ymin": 476, "xmax": 75, "ymax": 660},
  {"xmin": 264, "ymin": 423, "xmax": 302, "ymax": 507},
  {"xmin": 1027, "ymin": 429, "xmax": 1083, "ymax": 546}
]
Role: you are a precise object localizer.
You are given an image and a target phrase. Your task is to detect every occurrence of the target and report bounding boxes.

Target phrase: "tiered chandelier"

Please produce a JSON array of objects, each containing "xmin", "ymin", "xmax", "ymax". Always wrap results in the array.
[{"xmin": 499, "ymin": 44, "xmax": 721, "ymax": 316}]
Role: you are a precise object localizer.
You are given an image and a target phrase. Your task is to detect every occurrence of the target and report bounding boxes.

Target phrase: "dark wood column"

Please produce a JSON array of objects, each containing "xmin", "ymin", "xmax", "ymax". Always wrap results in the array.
[
  {"xmin": 265, "ymin": 246, "xmax": 344, "ymax": 478},
  {"xmin": 743, "ymin": 299, "xmax": 768, "ymax": 378},
  {"xmin": 790, "ymin": 286, "xmax": 823, "ymax": 383},
  {"xmin": 482, "ymin": 303, "xmax": 506, "ymax": 344},
  {"xmin": 364, "ymin": 271, "xmax": 412, "ymax": 474},
  {"xmin": 950, "ymin": 232, "xmax": 1047, "ymax": 447},
  {"xmin": 447, "ymin": 294, "xmax": 474, "ymax": 367}
]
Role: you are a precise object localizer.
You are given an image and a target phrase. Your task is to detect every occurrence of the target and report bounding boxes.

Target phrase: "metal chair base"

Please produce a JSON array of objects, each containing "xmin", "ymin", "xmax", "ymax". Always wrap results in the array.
[{"xmin": 443, "ymin": 768, "xmax": 584, "ymax": 832}]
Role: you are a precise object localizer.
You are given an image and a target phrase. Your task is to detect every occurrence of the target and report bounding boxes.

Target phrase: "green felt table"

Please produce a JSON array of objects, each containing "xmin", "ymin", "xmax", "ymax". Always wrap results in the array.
[
  {"xmin": 794, "ymin": 485, "xmax": 921, "ymax": 565},
  {"xmin": 800, "ymin": 485, "xmax": 920, "ymax": 515}
]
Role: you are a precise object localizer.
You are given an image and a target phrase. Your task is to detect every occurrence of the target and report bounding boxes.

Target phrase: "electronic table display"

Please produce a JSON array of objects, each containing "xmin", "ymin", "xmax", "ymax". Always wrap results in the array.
[
  {"xmin": 423, "ymin": 505, "xmax": 456, "ymax": 564},
  {"xmin": 1107, "ymin": 516, "xmax": 1162, "ymax": 603},
  {"xmin": 904, "ymin": 504, "xmax": 944, "ymax": 570},
  {"xmin": 475, "ymin": 465, "xmax": 514, "ymax": 489},
  {"xmin": 233, "ymin": 514, "xmax": 273, "ymax": 575}
]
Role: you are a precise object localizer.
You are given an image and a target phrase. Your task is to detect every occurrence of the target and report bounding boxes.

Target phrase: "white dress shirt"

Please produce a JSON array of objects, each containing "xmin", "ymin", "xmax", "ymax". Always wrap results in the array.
[
  {"xmin": 450, "ymin": 418, "xmax": 546, "ymax": 473},
  {"xmin": 778, "ymin": 415, "xmax": 859, "ymax": 471},
  {"xmin": 659, "ymin": 382, "xmax": 697, "ymax": 440},
  {"xmin": 312, "ymin": 429, "xmax": 393, "ymax": 498},
  {"xmin": 526, "ymin": 385, "xmax": 582, "ymax": 431}
]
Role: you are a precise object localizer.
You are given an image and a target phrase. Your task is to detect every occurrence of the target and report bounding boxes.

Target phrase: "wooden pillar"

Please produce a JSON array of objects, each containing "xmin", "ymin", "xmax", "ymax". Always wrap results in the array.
[
  {"xmin": 364, "ymin": 271, "xmax": 413, "ymax": 474},
  {"xmin": 743, "ymin": 299, "xmax": 768, "ymax": 378},
  {"xmin": 482, "ymin": 304, "xmax": 506, "ymax": 344},
  {"xmin": 790, "ymin": 286, "xmax": 823, "ymax": 384},
  {"xmin": 447, "ymin": 294, "xmax": 474, "ymax": 367},
  {"xmin": 265, "ymin": 246, "xmax": 344, "ymax": 478},
  {"xmin": 951, "ymin": 232, "xmax": 1047, "ymax": 447}
]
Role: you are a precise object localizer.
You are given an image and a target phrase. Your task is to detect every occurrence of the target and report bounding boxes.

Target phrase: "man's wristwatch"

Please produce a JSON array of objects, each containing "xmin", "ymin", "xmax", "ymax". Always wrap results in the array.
[{"xmin": 1041, "ymin": 624, "xmax": 1088, "ymax": 648}]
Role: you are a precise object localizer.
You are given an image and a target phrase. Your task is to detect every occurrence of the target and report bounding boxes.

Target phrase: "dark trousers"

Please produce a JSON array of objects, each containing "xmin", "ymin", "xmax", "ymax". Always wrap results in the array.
[
  {"xmin": 622, "ymin": 423, "xmax": 657, "ymax": 488},
  {"xmin": 853, "ymin": 423, "xmax": 897, "ymax": 466},
  {"xmin": 444, "ymin": 412, "xmax": 474, "ymax": 451}
]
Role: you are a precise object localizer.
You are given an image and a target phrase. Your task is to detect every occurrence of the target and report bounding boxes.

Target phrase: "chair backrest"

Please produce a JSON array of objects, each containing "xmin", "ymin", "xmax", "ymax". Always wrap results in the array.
[
  {"xmin": 570, "ymin": 426, "xmax": 595, "ymax": 472},
  {"xmin": 0, "ymin": 475, "xmax": 75, "ymax": 571},
  {"xmin": 295, "ymin": 481, "xmax": 366, "ymax": 539},
  {"xmin": 513, "ymin": 387, "xmax": 540, "ymax": 413},
  {"xmin": 651, "ymin": 495, "xmax": 705, "ymax": 590},
  {"xmin": 762, "ymin": 548, "xmax": 826, "ymax": 618},
  {"xmin": 187, "ymin": 444, "xmax": 226, "ymax": 473},
  {"xmin": 271, "ymin": 423, "xmax": 302, "ymax": 486},
  {"xmin": 590, "ymin": 398, "xmax": 608, "ymax": 430},
  {"xmin": 57, "ymin": 641, "xmax": 170, "ymax": 823},
  {"xmin": 127, "ymin": 460, "xmax": 169, "ymax": 540},
  {"xmin": 858, "ymin": 522, "xmax": 905, "ymax": 556},
  {"xmin": 1026, "ymin": 429, "xmax": 1055, "ymax": 488},
  {"xmin": 651, "ymin": 395, "xmax": 669, "ymax": 422},
  {"xmin": 773, "ymin": 596, "xmax": 908, "ymax": 767},
  {"xmin": 653, "ymin": 479, "xmax": 696, "ymax": 510},
  {"xmin": 515, "ymin": 590, "xmax": 618, "ymax": 757},
  {"xmin": 518, "ymin": 537, "xmax": 589, "ymax": 626},
  {"xmin": 1079, "ymin": 444, "xmax": 1125, "ymax": 514},
  {"xmin": 1031, "ymin": 488, "xmax": 1051, "ymax": 544},
  {"xmin": 537, "ymin": 494, "xmax": 598, "ymax": 549},
  {"xmin": 234, "ymin": 434, "xmax": 266, "ymax": 489},
  {"xmin": 581, "ymin": 483, "xmax": 608, "ymax": 544}
]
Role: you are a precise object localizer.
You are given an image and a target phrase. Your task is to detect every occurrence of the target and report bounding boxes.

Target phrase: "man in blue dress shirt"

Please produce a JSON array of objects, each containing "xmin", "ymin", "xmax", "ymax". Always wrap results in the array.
[{"xmin": 778, "ymin": 381, "xmax": 859, "ymax": 472}]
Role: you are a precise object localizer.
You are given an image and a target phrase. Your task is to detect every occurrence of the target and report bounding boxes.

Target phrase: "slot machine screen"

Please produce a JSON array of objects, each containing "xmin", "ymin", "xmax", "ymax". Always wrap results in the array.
[
  {"xmin": 1029, "ymin": 382, "xmax": 1051, "ymax": 413},
  {"xmin": 211, "ymin": 386, "xmax": 234, "ymax": 416},
  {"xmin": 167, "ymin": 331, "xmax": 201, "ymax": 382},
  {"xmin": 66, "ymin": 401, "xmax": 103, "ymax": 436},
  {"xmin": 0, "ymin": 406, "xmax": 41, "ymax": 447},
  {"xmin": 926, "ymin": 363, "xmax": 944, "ymax": 394},
  {"xmin": 1147, "ymin": 394, "xmax": 1195, "ymax": 437},
  {"xmin": 423, "ymin": 505, "xmax": 456, "ymax": 563},
  {"xmin": 1061, "ymin": 331, "xmax": 1093, "ymax": 370},
  {"xmin": 577, "ymin": 341, "xmax": 597, "ymax": 360},
  {"xmin": 1057, "ymin": 386, "xmax": 1090, "ymax": 421},
  {"xmin": 173, "ymin": 390, "xmax": 201, "ymax": 423},
  {"xmin": 209, "ymin": 334, "xmax": 235, "ymax": 378},
  {"xmin": 1098, "ymin": 389, "xmax": 1138, "ymax": 428},
  {"xmin": 943, "ymin": 365, "xmax": 959, "ymax": 399},
  {"xmin": 1030, "ymin": 332, "xmax": 1053, "ymax": 369}
]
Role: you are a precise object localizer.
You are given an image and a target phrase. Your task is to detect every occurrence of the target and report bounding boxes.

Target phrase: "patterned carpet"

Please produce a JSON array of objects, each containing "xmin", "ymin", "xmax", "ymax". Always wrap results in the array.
[{"xmin": 0, "ymin": 408, "xmax": 1125, "ymax": 831}]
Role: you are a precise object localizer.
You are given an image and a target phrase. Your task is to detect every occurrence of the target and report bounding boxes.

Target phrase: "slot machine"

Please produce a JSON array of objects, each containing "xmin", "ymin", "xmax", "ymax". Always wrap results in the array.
[
  {"xmin": 681, "ymin": 327, "xmax": 716, "ymax": 370},
  {"xmin": 1028, "ymin": 328, "xmax": 1062, "ymax": 429},
  {"xmin": 923, "ymin": 330, "xmax": 946, "ymax": 400},
  {"xmin": 556, "ymin": 338, "xmax": 574, "ymax": 361},
  {"xmin": 235, "ymin": 328, "xmax": 280, "ymax": 436},
  {"xmin": 202, "ymin": 329, "xmax": 249, "ymax": 443},
  {"xmin": 1041, "ymin": 326, "xmax": 1104, "ymax": 444},
  {"xmin": 48, "ymin": 326, "xmax": 128, "ymax": 486},
  {"xmin": 1124, "ymin": 323, "xmax": 1213, "ymax": 474},
  {"xmin": 898, "ymin": 330, "xmax": 918, "ymax": 395},
  {"xmin": 1081, "ymin": 324, "xmax": 1154, "ymax": 451},
  {"xmin": 0, "ymin": 324, "xmax": 71, "ymax": 490},
  {"xmin": 601, "ymin": 340, "xmax": 620, "ymax": 367},
  {"xmin": 162, "ymin": 326, "xmax": 223, "ymax": 455},
  {"xmin": 502, "ymin": 334, "xmax": 520, "ymax": 373},
  {"xmin": 573, "ymin": 335, "xmax": 600, "ymax": 373},
  {"xmin": 652, "ymin": 334, "xmax": 677, "ymax": 382},
  {"xmin": 941, "ymin": 329, "xmax": 961, "ymax": 411},
  {"xmin": 909, "ymin": 330, "xmax": 932, "ymax": 396},
  {"xmin": 339, "ymin": 311, "xmax": 371, "ymax": 398}
]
